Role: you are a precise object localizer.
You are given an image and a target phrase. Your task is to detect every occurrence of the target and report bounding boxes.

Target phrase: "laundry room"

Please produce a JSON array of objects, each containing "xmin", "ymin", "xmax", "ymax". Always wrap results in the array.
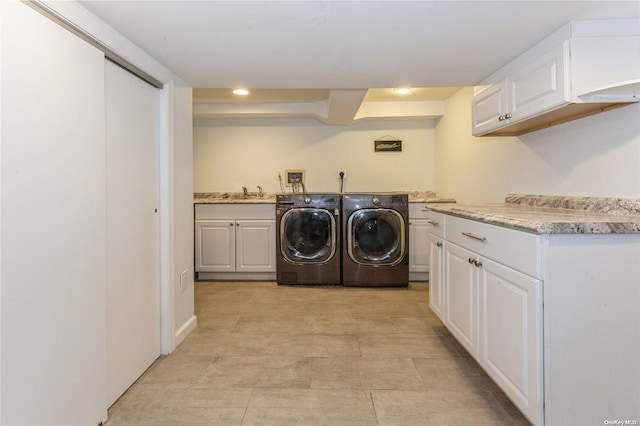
[{"xmin": 4, "ymin": 1, "xmax": 640, "ymax": 425}]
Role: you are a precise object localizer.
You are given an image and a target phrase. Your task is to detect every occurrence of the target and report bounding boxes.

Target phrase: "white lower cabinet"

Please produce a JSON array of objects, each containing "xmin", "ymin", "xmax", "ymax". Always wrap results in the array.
[
  {"xmin": 430, "ymin": 211, "xmax": 640, "ymax": 426},
  {"xmin": 195, "ymin": 204, "xmax": 276, "ymax": 280},
  {"xmin": 430, "ymin": 212, "xmax": 543, "ymax": 425},
  {"xmin": 195, "ymin": 219, "xmax": 276, "ymax": 273}
]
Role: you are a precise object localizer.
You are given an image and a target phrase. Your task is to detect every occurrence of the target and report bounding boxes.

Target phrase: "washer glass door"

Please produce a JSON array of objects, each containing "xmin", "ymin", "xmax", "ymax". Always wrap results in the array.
[
  {"xmin": 280, "ymin": 208, "xmax": 336, "ymax": 264},
  {"xmin": 347, "ymin": 209, "xmax": 405, "ymax": 265}
]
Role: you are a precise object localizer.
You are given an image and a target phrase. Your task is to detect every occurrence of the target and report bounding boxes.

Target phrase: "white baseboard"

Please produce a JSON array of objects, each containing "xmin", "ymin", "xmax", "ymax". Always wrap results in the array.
[
  {"xmin": 174, "ymin": 315, "xmax": 197, "ymax": 348},
  {"xmin": 410, "ymin": 272, "xmax": 429, "ymax": 282},
  {"xmin": 196, "ymin": 272, "xmax": 276, "ymax": 281}
]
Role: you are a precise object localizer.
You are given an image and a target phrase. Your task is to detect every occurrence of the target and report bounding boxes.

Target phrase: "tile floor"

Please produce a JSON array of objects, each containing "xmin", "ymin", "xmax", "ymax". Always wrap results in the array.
[{"xmin": 106, "ymin": 281, "xmax": 532, "ymax": 425}]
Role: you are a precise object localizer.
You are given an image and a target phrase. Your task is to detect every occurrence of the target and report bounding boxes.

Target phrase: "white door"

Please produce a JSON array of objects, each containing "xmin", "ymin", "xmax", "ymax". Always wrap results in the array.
[
  {"xmin": 105, "ymin": 60, "xmax": 160, "ymax": 406},
  {"xmin": 471, "ymin": 80, "xmax": 507, "ymax": 135},
  {"xmin": 1, "ymin": 2, "xmax": 108, "ymax": 423},
  {"xmin": 236, "ymin": 220, "xmax": 277, "ymax": 272},
  {"xmin": 409, "ymin": 219, "xmax": 430, "ymax": 273},
  {"xmin": 509, "ymin": 42, "xmax": 569, "ymax": 122},
  {"xmin": 444, "ymin": 242, "xmax": 479, "ymax": 357},
  {"xmin": 195, "ymin": 220, "xmax": 236, "ymax": 272},
  {"xmin": 478, "ymin": 257, "xmax": 543, "ymax": 425},
  {"xmin": 428, "ymin": 234, "xmax": 444, "ymax": 320}
]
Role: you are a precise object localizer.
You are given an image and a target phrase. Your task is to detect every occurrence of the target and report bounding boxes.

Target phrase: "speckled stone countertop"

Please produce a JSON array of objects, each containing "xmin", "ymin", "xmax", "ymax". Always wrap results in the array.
[
  {"xmin": 405, "ymin": 191, "xmax": 456, "ymax": 203},
  {"xmin": 194, "ymin": 192, "xmax": 278, "ymax": 204},
  {"xmin": 194, "ymin": 191, "xmax": 455, "ymax": 204},
  {"xmin": 427, "ymin": 193, "xmax": 640, "ymax": 234}
]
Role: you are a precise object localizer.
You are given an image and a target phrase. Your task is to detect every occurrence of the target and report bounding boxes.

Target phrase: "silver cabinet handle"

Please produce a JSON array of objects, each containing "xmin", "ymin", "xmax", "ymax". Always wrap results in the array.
[
  {"xmin": 498, "ymin": 115, "xmax": 505, "ymax": 121},
  {"xmin": 504, "ymin": 113, "xmax": 512, "ymax": 119},
  {"xmin": 467, "ymin": 257, "xmax": 483, "ymax": 267},
  {"xmin": 427, "ymin": 220, "xmax": 439, "ymax": 226},
  {"xmin": 462, "ymin": 232, "xmax": 487, "ymax": 242}
]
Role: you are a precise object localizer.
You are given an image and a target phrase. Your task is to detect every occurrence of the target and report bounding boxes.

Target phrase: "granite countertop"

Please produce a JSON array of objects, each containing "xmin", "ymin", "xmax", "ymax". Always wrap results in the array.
[
  {"xmin": 427, "ymin": 194, "xmax": 640, "ymax": 234},
  {"xmin": 194, "ymin": 191, "xmax": 455, "ymax": 204},
  {"xmin": 405, "ymin": 191, "xmax": 457, "ymax": 203},
  {"xmin": 194, "ymin": 192, "xmax": 278, "ymax": 204}
]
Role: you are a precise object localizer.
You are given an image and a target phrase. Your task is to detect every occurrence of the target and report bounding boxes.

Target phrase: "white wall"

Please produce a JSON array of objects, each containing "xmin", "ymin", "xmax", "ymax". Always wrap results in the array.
[
  {"xmin": 1, "ymin": 1, "xmax": 107, "ymax": 423},
  {"xmin": 173, "ymin": 85, "xmax": 196, "ymax": 342},
  {"xmin": 435, "ymin": 87, "xmax": 640, "ymax": 203},
  {"xmin": 194, "ymin": 118, "xmax": 437, "ymax": 194}
]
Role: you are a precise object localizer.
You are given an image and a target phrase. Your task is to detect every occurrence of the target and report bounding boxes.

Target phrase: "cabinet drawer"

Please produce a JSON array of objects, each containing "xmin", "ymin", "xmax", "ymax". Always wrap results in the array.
[
  {"xmin": 425, "ymin": 211, "xmax": 445, "ymax": 238},
  {"xmin": 195, "ymin": 203, "xmax": 275, "ymax": 220},
  {"xmin": 447, "ymin": 215, "xmax": 541, "ymax": 278},
  {"xmin": 409, "ymin": 203, "xmax": 428, "ymax": 218}
]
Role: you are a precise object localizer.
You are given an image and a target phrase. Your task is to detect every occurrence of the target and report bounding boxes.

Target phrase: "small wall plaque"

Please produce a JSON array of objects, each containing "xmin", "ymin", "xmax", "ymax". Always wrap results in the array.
[{"xmin": 374, "ymin": 139, "xmax": 402, "ymax": 152}]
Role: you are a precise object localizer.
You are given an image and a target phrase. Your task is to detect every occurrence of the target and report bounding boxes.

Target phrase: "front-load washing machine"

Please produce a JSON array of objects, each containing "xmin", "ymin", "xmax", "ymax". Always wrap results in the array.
[
  {"xmin": 276, "ymin": 193, "xmax": 341, "ymax": 285},
  {"xmin": 342, "ymin": 193, "xmax": 409, "ymax": 287}
]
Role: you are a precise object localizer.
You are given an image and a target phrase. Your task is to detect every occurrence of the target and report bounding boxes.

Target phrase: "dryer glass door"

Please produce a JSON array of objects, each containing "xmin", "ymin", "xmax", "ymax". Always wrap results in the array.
[
  {"xmin": 347, "ymin": 209, "xmax": 405, "ymax": 266},
  {"xmin": 280, "ymin": 208, "xmax": 336, "ymax": 264}
]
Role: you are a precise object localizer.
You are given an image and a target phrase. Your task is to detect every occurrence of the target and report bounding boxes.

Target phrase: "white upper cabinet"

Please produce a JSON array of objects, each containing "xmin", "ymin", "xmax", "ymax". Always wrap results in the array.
[
  {"xmin": 508, "ymin": 42, "xmax": 570, "ymax": 124},
  {"xmin": 472, "ymin": 82, "xmax": 508, "ymax": 135},
  {"xmin": 473, "ymin": 18, "xmax": 640, "ymax": 136}
]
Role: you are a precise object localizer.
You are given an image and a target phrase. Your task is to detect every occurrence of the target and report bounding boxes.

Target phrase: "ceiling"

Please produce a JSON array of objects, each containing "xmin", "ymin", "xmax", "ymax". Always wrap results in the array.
[{"xmin": 80, "ymin": 1, "xmax": 640, "ymax": 124}]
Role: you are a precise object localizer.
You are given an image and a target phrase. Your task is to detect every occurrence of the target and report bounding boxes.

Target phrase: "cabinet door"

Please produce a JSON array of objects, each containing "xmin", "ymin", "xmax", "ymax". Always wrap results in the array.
[
  {"xmin": 428, "ymin": 234, "xmax": 444, "ymax": 320},
  {"xmin": 509, "ymin": 41, "xmax": 570, "ymax": 122},
  {"xmin": 195, "ymin": 220, "xmax": 235, "ymax": 272},
  {"xmin": 236, "ymin": 220, "xmax": 276, "ymax": 272},
  {"xmin": 444, "ymin": 242, "xmax": 479, "ymax": 357},
  {"xmin": 472, "ymin": 81, "xmax": 508, "ymax": 136},
  {"xmin": 478, "ymin": 258, "xmax": 542, "ymax": 426},
  {"xmin": 409, "ymin": 219, "xmax": 430, "ymax": 273}
]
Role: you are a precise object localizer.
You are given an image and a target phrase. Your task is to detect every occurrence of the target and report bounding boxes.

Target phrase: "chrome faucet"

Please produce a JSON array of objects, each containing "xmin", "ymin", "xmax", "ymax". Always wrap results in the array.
[
  {"xmin": 257, "ymin": 186, "xmax": 264, "ymax": 198},
  {"xmin": 242, "ymin": 186, "xmax": 248, "ymax": 198}
]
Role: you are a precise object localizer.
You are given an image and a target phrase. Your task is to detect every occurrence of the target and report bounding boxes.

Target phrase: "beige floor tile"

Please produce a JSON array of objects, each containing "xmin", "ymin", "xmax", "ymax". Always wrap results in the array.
[
  {"xmin": 243, "ymin": 388, "xmax": 377, "ymax": 425},
  {"xmin": 310, "ymin": 357, "xmax": 425, "ymax": 390},
  {"xmin": 203, "ymin": 356, "xmax": 312, "ymax": 389},
  {"xmin": 265, "ymin": 334, "xmax": 362, "ymax": 357},
  {"xmin": 371, "ymin": 389, "xmax": 522, "ymax": 425},
  {"xmin": 412, "ymin": 356, "xmax": 500, "ymax": 391},
  {"xmin": 241, "ymin": 408, "xmax": 378, "ymax": 426},
  {"xmin": 133, "ymin": 354, "xmax": 214, "ymax": 388},
  {"xmin": 232, "ymin": 316, "xmax": 317, "ymax": 335},
  {"xmin": 358, "ymin": 332, "xmax": 460, "ymax": 358},
  {"xmin": 107, "ymin": 406, "xmax": 246, "ymax": 426}
]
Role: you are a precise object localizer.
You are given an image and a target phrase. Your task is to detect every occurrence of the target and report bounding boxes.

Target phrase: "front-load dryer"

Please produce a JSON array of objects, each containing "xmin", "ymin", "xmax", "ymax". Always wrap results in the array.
[
  {"xmin": 342, "ymin": 193, "xmax": 409, "ymax": 287},
  {"xmin": 276, "ymin": 193, "xmax": 341, "ymax": 285}
]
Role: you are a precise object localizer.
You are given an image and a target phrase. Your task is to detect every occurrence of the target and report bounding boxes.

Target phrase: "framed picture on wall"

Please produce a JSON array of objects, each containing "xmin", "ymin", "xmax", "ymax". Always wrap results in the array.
[{"xmin": 374, "ymin": 136, "xmax": 402, "ymax": 152}]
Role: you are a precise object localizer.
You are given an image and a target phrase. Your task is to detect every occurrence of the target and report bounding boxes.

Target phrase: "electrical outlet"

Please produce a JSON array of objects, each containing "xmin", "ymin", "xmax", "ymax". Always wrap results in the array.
[
  {"xmin": 338, "ymin": 170, "xmax": 347, "ymax": 179},
  {"xmin": 179, "ymin": 270, "xmax": 188, "ymax": 292}
]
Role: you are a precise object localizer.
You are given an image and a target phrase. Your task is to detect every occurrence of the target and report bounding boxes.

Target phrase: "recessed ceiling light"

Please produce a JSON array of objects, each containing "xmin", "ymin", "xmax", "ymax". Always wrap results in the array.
[
  {"xmin": 394, "ymin": 88, "xmax": 412, "ymax": 95},
  {"xmin": 232, "ymin": 88, "xmax": 249, "ymax": 96}
]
